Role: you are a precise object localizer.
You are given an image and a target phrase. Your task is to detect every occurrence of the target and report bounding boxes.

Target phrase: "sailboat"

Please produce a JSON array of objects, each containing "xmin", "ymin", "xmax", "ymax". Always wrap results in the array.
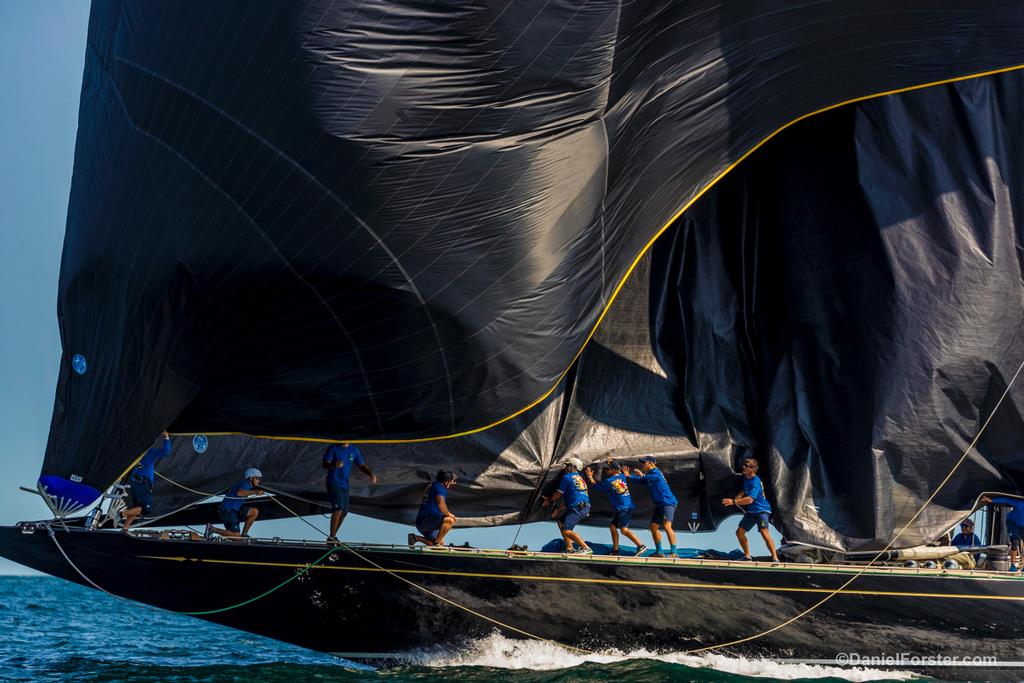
[{"xmin": 5, "ymin": 0, "xmax": 1024, "ymax": 675}]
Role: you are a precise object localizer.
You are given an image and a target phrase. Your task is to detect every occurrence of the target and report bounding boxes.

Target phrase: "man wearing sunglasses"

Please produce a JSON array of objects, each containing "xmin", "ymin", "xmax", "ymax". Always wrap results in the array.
[{"xmin": 722, "ymin": 459, "xmax": 780, "ymax": 563}]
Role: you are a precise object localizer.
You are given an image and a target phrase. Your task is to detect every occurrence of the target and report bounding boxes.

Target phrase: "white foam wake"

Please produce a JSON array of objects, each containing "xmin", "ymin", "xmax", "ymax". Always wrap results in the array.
[{"xmin": 401, "ymin": 632, "xmax": 917, "ymax": 681}]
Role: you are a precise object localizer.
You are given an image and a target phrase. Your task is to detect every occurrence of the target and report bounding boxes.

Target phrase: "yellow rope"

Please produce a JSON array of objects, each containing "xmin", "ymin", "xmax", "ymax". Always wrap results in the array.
[
  {"xmin": 683, "ymin": 350, "xmax": 1024, "ymax": 654},
  {"xmin": 154, "ymin": 338, "xmax": 1024, "ymax": 658},
  {"xmin": 151, "ymin": 469, "xmax": 590, "ymax": 654},
  {"xmin": 265, "ymin": 494, "xmax": 594, "ymax": 656}
]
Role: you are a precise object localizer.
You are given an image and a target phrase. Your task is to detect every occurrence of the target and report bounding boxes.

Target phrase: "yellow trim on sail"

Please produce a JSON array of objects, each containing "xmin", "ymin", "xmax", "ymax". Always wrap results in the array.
[{"xmin": 168, "ymin": 61, "xmax": 1024, "ymax": 446}]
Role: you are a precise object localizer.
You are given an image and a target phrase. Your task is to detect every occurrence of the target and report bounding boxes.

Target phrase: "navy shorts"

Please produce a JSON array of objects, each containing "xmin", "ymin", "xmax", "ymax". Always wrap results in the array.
[
  {"xmin": 739, "ymin": 512, "xmax": 770, "ymax": 532},
  {"xmin": 217, "ymin": 505, "xmax": 252, "ymax": 533},
  {"xmin": 328, "ymin": 485, "xmax": 350, "ymax": 513},
  {"xmin": 128, "ymin": 476, "xmax": 153, "ymax": 514},
  {"xmin": 651, "ymin": 504, "xmax": 676, "ymax": 526},
  {"xmin": 560, "ymin": 503, "xmax": 590, "ymax": 531},
  {"xmin": 416, "ymin": 514, "xmax": 444, "ymax": 541},
  {"xmin": 609, "ymin": 509, "xmax": 632, "ymax": 529}
]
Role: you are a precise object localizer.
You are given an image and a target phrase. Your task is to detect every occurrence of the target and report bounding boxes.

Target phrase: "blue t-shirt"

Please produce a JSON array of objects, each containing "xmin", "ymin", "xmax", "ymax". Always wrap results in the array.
[
  {"xmin": 132, "ymin": 437, "xmax": 171, "ymax": 483},
  {"xmin": 742, "ymin": 475, "xmax": 771, "ymax": 514},
  {"xmin": 558, "ymin": 472, "xmax": 590, "ymax": 508},
  {"xmin": 951, "ymin": 532, "xmax": 981, "ymax": 547},
  {"xmin": 595, "ymin": 473, "xmax": 634, "ymax": 512},
  {"xmin": 629, "ymin": 467, "xmax": 678, "ymax": 506},
  {"xmin": 221, "ymin": 479, "xmax": 253, "ymax": 513},
  {"xmin": 323, "ymin": 444, "xmax": 365, "ymax": 490},
  {"xmin": 418, "ymin": 481, "xmax": 448, "ymax": 520},
  {"xmin": 990, "ymin": 497, "xmax": 1024, "ymax": 527}
]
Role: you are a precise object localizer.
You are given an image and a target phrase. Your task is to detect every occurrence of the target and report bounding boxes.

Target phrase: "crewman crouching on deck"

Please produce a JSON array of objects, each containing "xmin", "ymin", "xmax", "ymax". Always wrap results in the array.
[
  {"xmin": 542, "ymin": 458, "xmax": 593, "ymax": 555},
  {"xmin": 722, "ymin": 458, "xmax": 780, "ymax": 563},
  {"xmin": 206, "ymin": 468, "xmax": 265, "ymax": 539},
  {"xmin": 409, "ymin": 470, "xmax": 457, "ymax": 547}
]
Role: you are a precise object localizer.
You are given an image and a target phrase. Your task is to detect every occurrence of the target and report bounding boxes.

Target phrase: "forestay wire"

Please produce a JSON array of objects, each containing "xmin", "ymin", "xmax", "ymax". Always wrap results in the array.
[
  {"xmin": 683, "ymin": 347, "xmax": 1024, "ymax": 654},
  {"xmin": 51, "ymin": 348, "xmax": 1024, "ymax": 656},
  {"xmin": 46, "ymin": 525, "xmax": 336, "ymax": 616},
  {"xmin": 56, "ymin": 473, "xmax": 591, "ymax": 655},
  {"xmin": 267, "ymin": 493, "xmax": 592, "ymax": 655}
]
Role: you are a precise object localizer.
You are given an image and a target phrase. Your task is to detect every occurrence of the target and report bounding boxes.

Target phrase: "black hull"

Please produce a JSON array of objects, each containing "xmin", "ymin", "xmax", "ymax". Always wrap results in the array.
[{"xmin": 2, "ymin": 525, "xmax": 1022, "ymax": 673}]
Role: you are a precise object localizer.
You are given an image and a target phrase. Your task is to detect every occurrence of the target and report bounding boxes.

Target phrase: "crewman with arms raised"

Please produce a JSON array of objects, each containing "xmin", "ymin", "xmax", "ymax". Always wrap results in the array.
[
  {"xmin": 623, "ymin": 455, "xmax": 679, "ymax": 557},
  {"xmin": 121, "ymin": 431, "xmax": 171, "ymax": 530},
  {"xmin": 585, "ymin": 459, "xmax": 647, "ymax": 556},
  {"xmin": 722, "ymin": 458, "xmax": 780, "ymax": 563},
  {"xmin": 322, "ymin": 441, "xmax": 378, "ymax": 545}
]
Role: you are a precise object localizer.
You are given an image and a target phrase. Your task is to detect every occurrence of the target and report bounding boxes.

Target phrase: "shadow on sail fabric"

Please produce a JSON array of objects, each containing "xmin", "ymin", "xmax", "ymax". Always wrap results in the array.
[
  {"xmin": 148, "ymin": 69, "xmax": 1024, "ymax": 551},
  {"xmin": 42, "ymin": 0, "xmax": 1024, "ymax": 541}
]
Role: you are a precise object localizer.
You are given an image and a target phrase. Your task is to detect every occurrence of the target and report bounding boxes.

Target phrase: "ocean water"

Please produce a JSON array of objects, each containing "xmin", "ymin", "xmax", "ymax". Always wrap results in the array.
[{"xmin": 0, "ymin": 576, "xmax": 918, "ymax": 683}]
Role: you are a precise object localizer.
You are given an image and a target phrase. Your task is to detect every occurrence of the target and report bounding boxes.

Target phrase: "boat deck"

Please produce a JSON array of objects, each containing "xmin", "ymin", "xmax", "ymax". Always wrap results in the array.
[{"xmin": 83, "ymin": 523, "xmax": 1020, "ymax": 582}]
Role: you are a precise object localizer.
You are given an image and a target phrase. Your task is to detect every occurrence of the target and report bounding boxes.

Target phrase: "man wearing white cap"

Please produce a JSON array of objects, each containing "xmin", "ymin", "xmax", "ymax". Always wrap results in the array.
[
  {"xmin": 542, "ymin": 457, "xmax": 593, "ymax": 554},
  {"xmin": 206, "ymin": 468, "xmax": 265, "ymax": 539}
]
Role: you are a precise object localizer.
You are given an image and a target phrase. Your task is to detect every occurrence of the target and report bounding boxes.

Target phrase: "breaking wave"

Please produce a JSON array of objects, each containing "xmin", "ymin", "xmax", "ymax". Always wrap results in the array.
[{"xmin": 401, "ymin": 632, "xmax": 917, "ymax": 681}]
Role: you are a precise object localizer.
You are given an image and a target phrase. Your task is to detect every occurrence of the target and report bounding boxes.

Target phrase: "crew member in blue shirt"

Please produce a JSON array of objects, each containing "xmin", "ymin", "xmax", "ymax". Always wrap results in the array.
[
  {"xmin": 982, "ymin": 495, "xmax": 1024, "ymax": 571},
  {"xmin": 722, "ymin": 458, "xmax": 780, "ymax": 562},
  {"xmin": 951, "ymin": 518, "xmax": 982, "ymax": 565},
  {"xmin": 121, "ymin": 431, "xmax": 171, "ymax": 530},
  {"xmin": 206, "ymin": 468, "xmax": 265, "ymax": 539},
  {"xmin": 951, "ymin": 519, "xmax": 981, "ymax": 548},
  {"xmin": 585, "ymin": 460, "xmax": 647, "ymax": 556},
  {"xmin": 323, "ymin": 442, "xmax": 378, "ymax": 545},
  {"xmin": 542, "ymin": 458, "xmax": 593, "ymax": 554},
  {"xmin": 623, "ymin": 455, "xmax": 679, "ymax": 557},
  {"xmin": 410, "ymin": 470, "xmax": 457, "ymax": 547}
]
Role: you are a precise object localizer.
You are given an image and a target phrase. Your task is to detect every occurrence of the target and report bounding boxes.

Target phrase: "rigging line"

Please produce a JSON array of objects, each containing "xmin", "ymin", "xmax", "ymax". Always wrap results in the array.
[
  {"xmin": 152, "ymin": 472, "xmax": 332, "ymax": 511},
  {"xmin": 152, "ymin": 471, "xmax": 247, "ymax": 500},
  {"xmin": 47, "ymin": 522, "xmax": 337, "ymax": 617},
  {"xmin": 47, "ymin": 527, "xmax": 125, "ymax": 601},
  {"xmin": 263, "ymin": 491, "xmax": 592, "ymax": 656},
  {"xmin": 178, "ymin": 546, "xmax": 337, "ymax": 617},
  {"xmin": 337, "ymin": 540, "xmax": 593, "ymax": 656},
  {"xmin": 684, "ymin": 348, "xmax": 1024, "ymax": 655},
  {"xmin": 265, "ymin": 494, "xmax": 331, "ymax": 539},
  {"xmin": 511, "ymin": 460, "xmax": 562, "ymax": 548}
]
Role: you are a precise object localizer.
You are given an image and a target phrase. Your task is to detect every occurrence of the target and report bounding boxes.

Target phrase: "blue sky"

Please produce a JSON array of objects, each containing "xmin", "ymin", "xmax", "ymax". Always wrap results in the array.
[{"xmin": 0, "ymin": 3, "xmax": 762, "ymax": 575}]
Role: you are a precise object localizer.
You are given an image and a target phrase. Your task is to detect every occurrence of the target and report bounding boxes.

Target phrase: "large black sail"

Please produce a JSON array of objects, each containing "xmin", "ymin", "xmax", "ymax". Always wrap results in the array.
[
  {"xmin": 152, "ymin": 70, "xmax": 1024, "ymax": 550},
  {"xmin": 42, "ymin": 1, "xmax": 1024, "ymax": 549}
]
